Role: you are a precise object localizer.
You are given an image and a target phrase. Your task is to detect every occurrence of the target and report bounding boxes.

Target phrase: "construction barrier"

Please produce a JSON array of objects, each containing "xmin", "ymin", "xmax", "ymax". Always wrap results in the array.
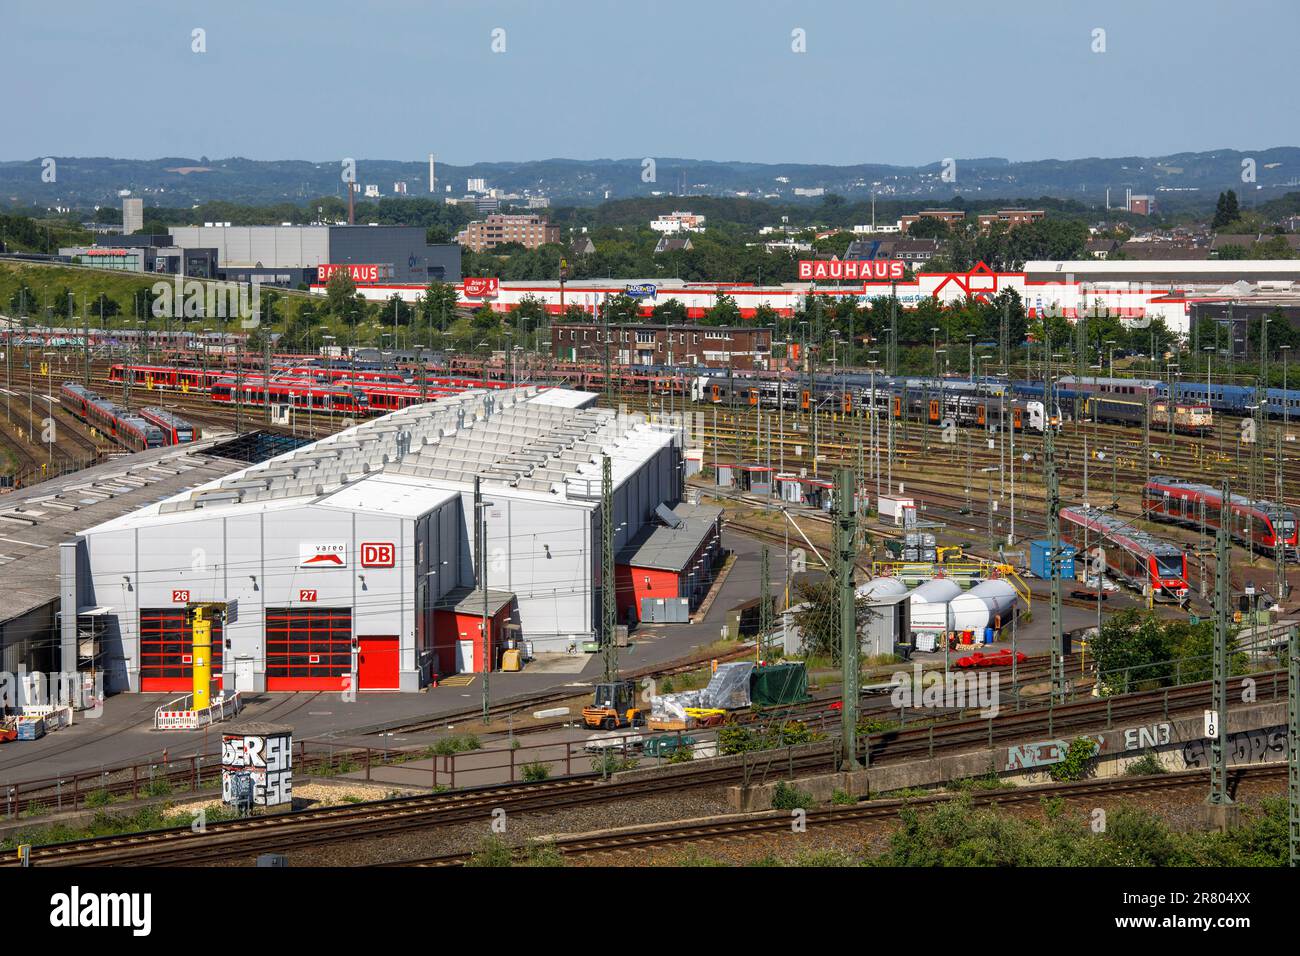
[{"xmin": 154, "ymin": 691, "xmax": 243, "ymax": 731}]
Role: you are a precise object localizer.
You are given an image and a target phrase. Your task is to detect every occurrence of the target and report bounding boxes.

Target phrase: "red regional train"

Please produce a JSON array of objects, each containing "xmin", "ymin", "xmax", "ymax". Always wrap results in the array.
[
  {"xmin": 1059, "ymin": 506, "xmax": 1190, "ymax": 602},
  {"xmin": 138, "ymin": 407, "xmax": 200, "ymax": 445},
  {"xmin": 211, "ymin": 378, "xmax": 371, "ymax": 415},
  {"xmin": 1142, "ymin": 477, "xmax": 1298, "ymax": 559},
  {"xmin": 60, "ymin": 383, "xmax": 166, "ymax": 451}
]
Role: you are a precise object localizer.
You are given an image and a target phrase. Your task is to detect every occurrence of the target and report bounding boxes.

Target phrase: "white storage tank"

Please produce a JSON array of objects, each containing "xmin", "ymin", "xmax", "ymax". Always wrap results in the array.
[
  {"xmin": 908, "ymin": 578, "xmax": 962, "ymax": 632},
  {"xmin": 856, "ymin": 577, "xmax": 909, "ymax": 600},
  {"xmin": 948, "ymin": 579, "xmax": 1019, "ymax": 634}
]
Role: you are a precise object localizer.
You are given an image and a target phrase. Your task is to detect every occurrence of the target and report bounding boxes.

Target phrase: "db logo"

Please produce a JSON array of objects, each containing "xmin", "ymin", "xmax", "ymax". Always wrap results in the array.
[
  {"xmin": 172, "ymin": 590, "xmax": 190, "ymax": 603},
  {"xmin": 361, "ymin": 542, "xmax": 395, "ymax": 567}
]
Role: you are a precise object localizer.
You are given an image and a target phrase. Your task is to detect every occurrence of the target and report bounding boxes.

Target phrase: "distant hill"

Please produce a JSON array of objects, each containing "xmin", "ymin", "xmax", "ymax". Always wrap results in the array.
[{"xmin": 3, "ymin": 149, "xmax": 1299, "ymax": 212}]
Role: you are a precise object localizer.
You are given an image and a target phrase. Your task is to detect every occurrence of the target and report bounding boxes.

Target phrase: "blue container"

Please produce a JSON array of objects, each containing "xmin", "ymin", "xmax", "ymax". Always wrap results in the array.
[{"xmin": 1030, "ymin": 539, "xmax": 1076, "ymax": 580}]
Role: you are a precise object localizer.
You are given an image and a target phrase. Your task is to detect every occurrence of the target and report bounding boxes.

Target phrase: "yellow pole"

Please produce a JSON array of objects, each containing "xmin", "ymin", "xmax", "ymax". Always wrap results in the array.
[{"xmin": 192, "ymin": 607, "xmax": 212, "ymax": 710}]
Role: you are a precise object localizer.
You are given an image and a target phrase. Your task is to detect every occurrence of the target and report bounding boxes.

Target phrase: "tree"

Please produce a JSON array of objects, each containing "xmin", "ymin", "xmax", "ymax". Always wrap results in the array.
[
  {"xmin": 510, "ymin": 293, "xmax": 547, "ymax": 328},
  {"xmin": 700, "ymin": 292, "xmax": 741, "ymax": 327},
  {"xmin": 323, "ymin": 269, "xmax": 361, "ymax": 316},
  {"xmin": 789, "ymin": 578, "xmax": 868, "ymax": 663},
  {"xmin": 8, "ymin": 281, "xmax": 37, "ymax": 316},
  {"xmin": 651, "ymin": 298, "xmax": 688, "ymax": 323},
  {"xmin": 906, "ymin": 217, "xmax": 951, "ymax": 240},
  {"xmin": 1212, "ymin": 190, "xmax": 1241, "ymax": 230},
  {"xmin": 87, "ymin": 293, "xmax": 120, "ymax": 320},
  {"xmin": 602, "ymin": 292, "xmax": 641, "ymax": 325},
  {"xmin": 422, "ymin": 280, "xmax": 459, "ymax": 329},
  {"xmin": 377, "ymin": 294, "xmax": 414, "ymax": 328}
]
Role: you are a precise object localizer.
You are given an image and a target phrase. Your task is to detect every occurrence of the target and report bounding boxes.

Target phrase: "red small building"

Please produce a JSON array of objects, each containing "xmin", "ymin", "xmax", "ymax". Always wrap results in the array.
[
  {"xmin": 432, "ymin": 587, "xmax": 517, "ymax": 675},
  {"xmin": 615, "ymin": 503, "xmax": 724, "ymax": 624}
]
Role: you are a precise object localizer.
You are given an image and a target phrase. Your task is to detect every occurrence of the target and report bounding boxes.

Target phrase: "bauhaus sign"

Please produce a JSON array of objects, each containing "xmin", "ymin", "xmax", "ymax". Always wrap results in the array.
[
  {"xmin": 798, "ymin": 260, "xmax": 906, "ymax": 281},
  {"xmin": 316, "ymin": 263, "xmax": 391, "ymax": 284},
  {"xmin": 299, "ymin": 542, "xmax": 347, "ymax": 569}
]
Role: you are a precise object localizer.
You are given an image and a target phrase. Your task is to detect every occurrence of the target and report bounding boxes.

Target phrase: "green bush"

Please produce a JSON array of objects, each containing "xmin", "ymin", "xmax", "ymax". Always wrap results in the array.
[
  {"xmin": 1049, "ymin": 737, "xmax": 1098, "ymax": 782},
  {"xmin": 1124, "ymin": 752, "xmax": 1168, "ymax": 776},
  {"xmin": 432, "ymin": 734, "xmax": 482, "ymax": 756},
  {"xmin": 467, "ymin": 834, "xmax": 514, "ymax": 867},
  {"xmin": 521, "ymin": 761, "xmax": 551, "ymax": 782},
  {"xmin": 144, "ymin": 774, "xmax": 173, "ymax": 797},
  {"xmin": 84, "ymin": 788, "xmax": 113, "ymax": 808},
  {"xmin": 718, "ymin": 723, "xmax": 757, "ymax": 755},
  {"xmin": 667, "ymin": 746, "xmax": 694, "ymax": 764},
  {"xmin": 591, "ymin": 751, "xmax": 639, "ymax": 776},
  {"xmin": 770, "ymin": 781, "xmax": 814, "ymax": 811},
  {"xmin": 831, "ymin": 789, "xmax": 856, "ymax": 805},
  {"xmin": 524, "ymin": 842, "xmax": 565, "ymax": 867}
]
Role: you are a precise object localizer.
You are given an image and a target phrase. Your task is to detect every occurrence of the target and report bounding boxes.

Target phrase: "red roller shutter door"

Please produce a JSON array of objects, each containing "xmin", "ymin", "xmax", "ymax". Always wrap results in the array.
[
  {"xmin": 265, "ymin": 607, "xmax": 352, "ymax": 691},
  {"xmin": 139, "ymin": 608, "xmax": 223, "ymax": 692}
]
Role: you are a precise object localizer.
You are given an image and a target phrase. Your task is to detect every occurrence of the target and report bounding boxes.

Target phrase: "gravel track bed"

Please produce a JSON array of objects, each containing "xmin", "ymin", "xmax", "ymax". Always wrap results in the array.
[
  {"xmin": 205, "ymin": 786, "xmax": 736, "ymax": 867},
  {"xmin": 184, "ymin": 771, "xmax": 1285, "ymax": 866}
]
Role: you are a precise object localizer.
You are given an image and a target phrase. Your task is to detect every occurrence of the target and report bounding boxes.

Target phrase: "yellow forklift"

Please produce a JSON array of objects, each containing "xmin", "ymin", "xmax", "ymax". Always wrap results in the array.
[{"xmin": 581, "ymin": 680, "xmax": 646, "ymax": 730}]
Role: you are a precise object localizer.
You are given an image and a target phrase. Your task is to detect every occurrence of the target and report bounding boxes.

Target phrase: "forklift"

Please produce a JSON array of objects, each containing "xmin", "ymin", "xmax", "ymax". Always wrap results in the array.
[{"xmin": 581, "ymin": 680, "xmax": 646, "ymax": 730}]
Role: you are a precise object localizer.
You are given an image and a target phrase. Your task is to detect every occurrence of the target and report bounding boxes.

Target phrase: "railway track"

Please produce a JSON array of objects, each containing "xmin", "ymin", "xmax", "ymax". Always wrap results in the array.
[
  {"xmin": 8, "ymin": 670, "xmax": 1273, "ymax": 867},
  {"xmin": 396, "ymin": 763, "xmax": 1291, "ymax": 866}
]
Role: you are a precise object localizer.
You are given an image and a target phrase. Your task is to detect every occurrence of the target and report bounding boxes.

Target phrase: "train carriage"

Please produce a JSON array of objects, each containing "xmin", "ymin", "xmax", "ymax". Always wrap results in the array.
[
  {"xmin": 1059, "ymin": 506, "xmax": 1189, "ymax": 602},
  {"xmin": 60, "ymin": 383, "xmax": 165, "ymax": 452},
  {"xmin": 1142, "ymin": 477, "xmax": 1298, "ymax": 559},
  {"xmin": 138, "ymin": 407, "xmax": 200, "ymax": 445},
  {"xmin": 211, "ymin": 379, "xmax": 370, "ymax": 415}
]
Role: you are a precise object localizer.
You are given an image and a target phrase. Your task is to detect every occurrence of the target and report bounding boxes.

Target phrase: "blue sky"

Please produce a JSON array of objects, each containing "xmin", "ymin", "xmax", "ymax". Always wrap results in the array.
[{"xmin": 7, "ymin": 0, "xmax": 1296, "ymax": 165}]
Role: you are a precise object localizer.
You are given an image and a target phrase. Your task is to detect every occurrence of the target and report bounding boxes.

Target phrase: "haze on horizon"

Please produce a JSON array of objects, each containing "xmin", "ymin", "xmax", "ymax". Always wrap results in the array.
[{"xmin": 6, "ymin": 0, "xmax": 1296, "ymax": 167}]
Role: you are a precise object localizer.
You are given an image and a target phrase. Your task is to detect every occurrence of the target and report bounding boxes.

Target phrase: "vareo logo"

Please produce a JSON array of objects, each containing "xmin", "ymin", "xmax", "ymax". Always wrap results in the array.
[{"xmin": 298, "ymin": 542, "xmax": 347, "ymax": 568}]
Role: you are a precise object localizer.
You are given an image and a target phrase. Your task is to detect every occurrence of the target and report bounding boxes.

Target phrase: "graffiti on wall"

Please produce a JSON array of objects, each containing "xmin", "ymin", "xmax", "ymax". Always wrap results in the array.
[
  {"xmin": 1181, "ymin": 725, "xmax": 1286, "ymax": 770},
  {"xmin": 222, "ymin": 731, "xmax": 293, "ymax": 806},
  {"xmin": 1004, "ymin": 735, "xmax": 1104, "ymax": 771}
]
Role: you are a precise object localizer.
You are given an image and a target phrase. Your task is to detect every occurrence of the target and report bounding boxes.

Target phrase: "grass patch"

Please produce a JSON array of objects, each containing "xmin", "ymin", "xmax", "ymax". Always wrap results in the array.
[
  {"xmin": 0, "ymin": 800, "xmax": 239, "ymax": 852},
  {"xmin": 950, "ymin": 770, "xmax": 1014, "ymax": 792}
]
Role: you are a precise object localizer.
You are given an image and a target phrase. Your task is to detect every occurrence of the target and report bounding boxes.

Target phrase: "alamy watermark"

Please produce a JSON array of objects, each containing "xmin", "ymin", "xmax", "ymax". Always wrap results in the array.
[
  {"xmin": 889, "ymin": 662, "xmax": 1000, "ymax": 718},
  {"xmin": 1, "ymin": 668, "xmax": 104, "ymax": 718},
  {"xmin": 151, "ymin": 274, "xmax": 262, "ymax": 328}
]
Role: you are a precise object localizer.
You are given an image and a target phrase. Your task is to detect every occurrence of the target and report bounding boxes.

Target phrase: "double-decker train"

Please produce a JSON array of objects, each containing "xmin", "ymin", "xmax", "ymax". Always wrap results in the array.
[
  {"xmin": 60, "ymin": 383, "xmax": 165, "ymax": 451},
  {"xmin": 1142, "ymin": 477, "xmax": 1298, "ymax": 559},
  {"xmin": 1059, "ymin": 506, "xmax": 1190, "ymax": 602}
]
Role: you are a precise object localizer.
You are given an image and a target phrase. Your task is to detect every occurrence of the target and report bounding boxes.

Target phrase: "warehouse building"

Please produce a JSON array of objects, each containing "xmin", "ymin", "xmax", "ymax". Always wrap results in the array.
[
  {"xmin": 65, "ymin": 387, "xmax": 686, "ymax": 694},
  {"xmin": 167, "ymin": 224, "xmax": 461, "ymax": 285}
]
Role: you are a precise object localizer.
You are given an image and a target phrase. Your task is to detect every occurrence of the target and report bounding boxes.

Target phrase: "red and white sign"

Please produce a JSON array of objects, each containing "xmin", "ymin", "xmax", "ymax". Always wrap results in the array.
[
  {"xmin": 316, "ymin": 263, "xmax": 390, "ymax": 284},
  {"xmin": 361, "ymin": 542, "xmax": 395, "ymax": 568},
  {"xmin": 299, "ymin": 542, "xmax": 347, "ymax": 569},
  {"xmin": 798, "ymin": 260, "xmax": 906, "ymax": 281},
  {"xmin": 463, "ymin": 277, "xmax": 499, "ymax": 297},
  {"xmin": 299, "ymin": 589, "xmax": 318, "ymax": 603},
  {"xmin": 172, "ymin": 589, "xmax": 191, "ymax": 603}
]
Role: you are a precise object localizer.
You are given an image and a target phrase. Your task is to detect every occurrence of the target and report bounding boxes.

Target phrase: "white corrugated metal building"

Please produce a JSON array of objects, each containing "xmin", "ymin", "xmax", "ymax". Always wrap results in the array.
[{"xmin": 65, "ymin": 387, "xmax": 684, "ymax": 694}]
